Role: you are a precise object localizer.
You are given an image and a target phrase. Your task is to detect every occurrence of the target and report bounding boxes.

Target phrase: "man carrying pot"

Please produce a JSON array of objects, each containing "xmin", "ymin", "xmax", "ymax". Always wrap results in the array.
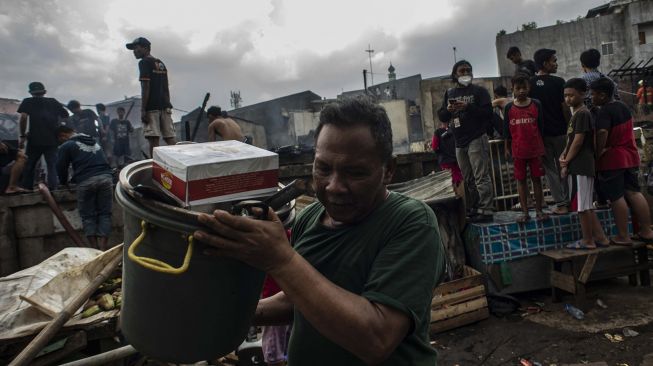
[{"xmin": 194, "ymin": 97, "xmax": 445, "ymax": 366}]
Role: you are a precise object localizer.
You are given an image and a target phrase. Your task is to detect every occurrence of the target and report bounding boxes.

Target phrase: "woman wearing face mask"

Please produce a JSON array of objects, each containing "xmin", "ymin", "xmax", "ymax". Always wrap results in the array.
[{"xmin": 437, "ymin": 60, "xmax": 495, "ymax": 222}]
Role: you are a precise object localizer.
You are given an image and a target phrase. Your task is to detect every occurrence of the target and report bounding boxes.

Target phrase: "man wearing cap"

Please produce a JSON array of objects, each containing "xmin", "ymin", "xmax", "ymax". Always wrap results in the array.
[
  {"xmin": 126, "ymin": 37, "xmax": 176, "ymax": 156},
  {"xmin": 529, "ymin": 48, "xmax": 571, "ymax": 215},
  {"xmin": 17, "ymin": 82, "xmax": 69, "ymax": 190}
]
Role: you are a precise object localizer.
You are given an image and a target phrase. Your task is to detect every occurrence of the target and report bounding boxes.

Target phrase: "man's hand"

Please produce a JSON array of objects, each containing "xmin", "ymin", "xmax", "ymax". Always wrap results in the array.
[
  {"xmin": 446, "ymin": 103, "xmax": 455, "ymax": 113},
  {"xmin": 193, "ymin": 208, "xmax": 296, "ymax": 274},
  {"xmin": 141, "ymin": 109, "xmax": 149, "ymax": 125},
  {"xmin": 453, "ymin": 101, "xmax": 468, "ymax": 112},
  {"xmin": 18, "ymin": 137, "xmax": 26, "ymax": 150},
  {"xmin": 0, "ymin": 142, "xmax": 8, "ymax": 154}
]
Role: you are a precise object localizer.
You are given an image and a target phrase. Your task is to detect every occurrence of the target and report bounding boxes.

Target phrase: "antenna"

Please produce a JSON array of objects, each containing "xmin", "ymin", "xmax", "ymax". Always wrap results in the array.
[
  {"xmin": 230, "ymin": 90, "xmax": 242, "ymax": 109},
  {"xmin": 365, "ymin": 44, "xmax": 375, "ymax": 86}
]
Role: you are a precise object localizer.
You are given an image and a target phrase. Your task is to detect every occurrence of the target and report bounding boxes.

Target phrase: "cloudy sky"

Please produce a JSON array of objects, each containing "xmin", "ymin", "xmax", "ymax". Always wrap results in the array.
[{"xmin": 0, "ymin": 0, "xmax": 606, "ymax": 115}]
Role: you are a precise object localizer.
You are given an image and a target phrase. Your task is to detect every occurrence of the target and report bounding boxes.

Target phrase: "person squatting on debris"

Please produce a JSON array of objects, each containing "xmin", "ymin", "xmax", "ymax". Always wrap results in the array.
[
  {"xmin": 529, "ymin": 48, "xmax": 571, "ymax": 215},
  {"xmin": 126, "ymin": 37, "xmax": 176, "ymax": 157},
  {"xmin": 206, "ymin": 106, "xmax": 250, "ymax": 144},
  {"xmin": 503, "ymin": 75, "xmax": 548, "ymax": 223},
  {"xmin": 438, "ymin": 60, "xmax": 495, "ymax": 222},
  {"xmin": 56, "ymin": 125, "xmax": 113, "ymax": 250},
  {"xmin": 591, "ymin": 77, "xmax": 653, "ymax": 245},
  {"xmin": 506, "ymin": 46, "xmax": 537, "ymax": 78},
  {"xmin": 0, "ymin": 140, "xmax": 28, "ymax": 194},
  {"xmin": 193, "ymin": 97, "xmax": 445, "ymax": 365},
  {"xmin": 67, "ymin": 100, "xmax": 101, "ymax": 142},
  {"xmin": 109, "ymin": 106, "xmax": 134, "ymax": 168},
  {"xmin": 18, "ymin": 81, "xmax": 69, "ymax": 190},
  {"xmin": 559, "ymin": 78, "xmax": 610, "ymax": 249},
  {"xmin": 579, "ymin": 48, "xmax": 620, "ymax": 109}
]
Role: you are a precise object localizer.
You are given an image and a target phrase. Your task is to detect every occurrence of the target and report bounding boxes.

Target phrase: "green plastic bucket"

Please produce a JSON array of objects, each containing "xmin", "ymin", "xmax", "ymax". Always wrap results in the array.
[{"xmin": 116, "ymin": 160, "xmax": 293, "ymax": 363}]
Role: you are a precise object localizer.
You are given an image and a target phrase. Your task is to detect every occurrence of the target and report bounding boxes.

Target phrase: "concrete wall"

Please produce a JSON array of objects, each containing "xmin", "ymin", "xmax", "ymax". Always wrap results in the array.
[
  {"xmin": 380, "ymin": 99, "xmax": 411, "ymax": 154},
  {"xmin": 0, "ymin": 188, "xmax": 124, "ymax": 276},
  {"xmin": 289, "ymin": 111, "xmax": 320, "ymax": 146},
  {"xmin": 496, "ymin": 13, "xmax": 630, "ymax": 80},
  {"xmin": 627, "ymin": 1, "xmax": 653, "ymax": 62}
]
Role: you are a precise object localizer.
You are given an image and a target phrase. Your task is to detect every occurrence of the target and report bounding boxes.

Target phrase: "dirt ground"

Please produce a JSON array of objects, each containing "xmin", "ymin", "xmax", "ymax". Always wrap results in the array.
[{"xmin": 433, "ymin": 278, "xmax": 653, "ymax": 366}]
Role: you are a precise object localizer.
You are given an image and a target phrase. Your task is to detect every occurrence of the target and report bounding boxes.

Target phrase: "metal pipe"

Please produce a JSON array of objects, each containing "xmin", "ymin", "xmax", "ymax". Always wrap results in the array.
[{"xmin": 58, "ymin": 345, "xmax": 137, "ymax": 366}]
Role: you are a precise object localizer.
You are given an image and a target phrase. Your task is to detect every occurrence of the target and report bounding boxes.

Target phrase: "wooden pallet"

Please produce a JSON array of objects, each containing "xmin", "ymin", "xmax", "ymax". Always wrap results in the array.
[{"xmin": 430, "ymin": 266, "xmax": 489, "ymax": 333}]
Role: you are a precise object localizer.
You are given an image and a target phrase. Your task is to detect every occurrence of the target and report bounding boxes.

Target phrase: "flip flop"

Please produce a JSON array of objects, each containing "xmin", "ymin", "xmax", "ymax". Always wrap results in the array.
[
  {"xmin": 595, "ymin": 239, "xmax": 611, "ymax": 248},
  {"xmin": 550, "ymin": 207, "xmax": 569, "ymax": 215},
  {"xmin": 535, "ymin": 212, "xmax": 549, "ymax": 221},
  {"xmin": 566, "ymin": 240, "xmax": 597, "ymax": 250},
  {"xmin": 516, "ymin": 214, "xmax": 531, "ymax": 224},
  {"xmin": 631, "ymin": 234, "xmax": 653, "ymax": 245},
  {"xmin": 610, "ymin": 239, "xmax": 634, "ymax": 246}
]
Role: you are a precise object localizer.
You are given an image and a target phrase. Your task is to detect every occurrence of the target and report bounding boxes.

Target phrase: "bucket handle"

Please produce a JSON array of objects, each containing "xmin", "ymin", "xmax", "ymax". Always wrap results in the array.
[{"xmin": 127, "ymin": 220, "xmax": 194, "ymax": 275}]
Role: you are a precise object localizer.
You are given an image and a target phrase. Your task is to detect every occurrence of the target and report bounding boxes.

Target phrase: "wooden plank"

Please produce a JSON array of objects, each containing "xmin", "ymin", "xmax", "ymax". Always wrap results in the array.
[
  {"xmin": 433, "ymin": 271, "xmax": 484, "ymax": 296},
  {"xmin": 551, "ymin": 271, "xmax": 576, "ymax": 294},
  {"xmin": 432, "ymin": 285, "xmax": 485, "ymax": 308},
  {"xmin": 541, "ymin": 242, "xmax": 646, "ymax": 261},
  {"xmin": 430, "ymin": 307, "xmax": 489, "ymax": 333},
  {"xmin": 578, "ymin": 253, "xmax": 598, "ymax": 284},
  {"xmin": 431, "ymin": 297, "xmax": 488, "ymax": 322}
]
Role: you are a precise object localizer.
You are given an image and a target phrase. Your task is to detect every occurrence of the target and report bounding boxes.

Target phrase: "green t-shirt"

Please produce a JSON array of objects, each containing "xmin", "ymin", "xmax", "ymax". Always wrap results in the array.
[{"xmin": 288, "ymin": 192, "xmax": 445, "ymax": 366}]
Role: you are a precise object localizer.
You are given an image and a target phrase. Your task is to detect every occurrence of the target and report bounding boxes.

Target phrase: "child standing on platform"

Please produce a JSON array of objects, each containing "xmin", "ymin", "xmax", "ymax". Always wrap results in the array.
[
  {"xmin": 504, "ymin": 75, "xmax": 548, "ymax": 223},
  {"xmin": 560, "ymin": 78, "xmax": 609, "ymax": 249}
]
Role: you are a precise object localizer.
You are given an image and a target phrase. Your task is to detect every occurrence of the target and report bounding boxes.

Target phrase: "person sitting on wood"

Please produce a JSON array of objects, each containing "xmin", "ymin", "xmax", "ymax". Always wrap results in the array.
[
  {"xmin": 207, "ymin": 106, "xmax": 251, "ymax": 144},
  {"xmin": 0, "ymin": 140, "xmax": 28, "ymax": 194}
]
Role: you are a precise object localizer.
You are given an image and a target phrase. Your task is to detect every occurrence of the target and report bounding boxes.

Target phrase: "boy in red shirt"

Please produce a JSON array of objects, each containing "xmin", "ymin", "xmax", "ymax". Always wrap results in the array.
[
  {"xmin": 592, "ymin": 77, "xmax": 653, "ymax": 244},
  {"xmin": 504, "ymin": 75, "xmax": 548, "ymax": 223},
  {"xmin": 559, "ymin": 78, "xmax": 609, "ymax": 249}
]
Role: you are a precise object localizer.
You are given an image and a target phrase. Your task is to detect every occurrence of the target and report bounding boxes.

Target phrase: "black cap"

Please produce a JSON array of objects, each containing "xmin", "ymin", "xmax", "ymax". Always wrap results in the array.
[
  {"xmin": 126, "ymin": 37, "xmax": 151, "ymax": 50},
  {"xmin": 28, "ymin": 81, "xmax": 46, "ymax": 94},
  {"xmin": 207, "ymin": 106, "xmax": 221, "ymax": 116},
  {"xmin": 533, "ymin": 48, "xmax": 556, "ymax": 70},
  {"xmin": 67, "ymin": 100, "xmax": 81, "ymax": 110}
]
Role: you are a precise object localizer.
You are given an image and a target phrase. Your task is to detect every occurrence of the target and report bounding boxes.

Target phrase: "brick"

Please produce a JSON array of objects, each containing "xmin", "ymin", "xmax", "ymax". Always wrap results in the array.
[
  {"xmin": 0, "ymin": 234, "xmax": 18, "ymax": 276},
  {"xmin": 13, "ymin": 205, "xmax": 55, "ymax": 238},
  {"xmin": 18, "ymin": 237, "xmax": 46, "ymax": 268}
]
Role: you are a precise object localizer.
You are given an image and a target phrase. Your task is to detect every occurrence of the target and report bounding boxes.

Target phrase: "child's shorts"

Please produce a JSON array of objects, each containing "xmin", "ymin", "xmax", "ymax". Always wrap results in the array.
[
  {"xmin": 569, "ymin": 175, "xmax": 595, "ymax": 212},
  {"xmin": 513, "ymin": 156, "xmax": 544, "ymax": 181},
  {"xmin": 440, "ymin": 162, "xmax": 463, "ymax": 185}
]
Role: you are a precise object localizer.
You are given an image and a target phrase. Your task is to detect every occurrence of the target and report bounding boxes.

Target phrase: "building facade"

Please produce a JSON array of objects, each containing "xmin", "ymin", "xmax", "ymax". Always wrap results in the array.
[{"xmin": 496, "ymin": 0, "xmax": 653, "ymax": 81}]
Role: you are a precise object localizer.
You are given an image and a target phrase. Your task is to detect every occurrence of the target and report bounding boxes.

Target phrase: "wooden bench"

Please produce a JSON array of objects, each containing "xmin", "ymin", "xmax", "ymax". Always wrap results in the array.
[{"xmin": 540, "ymin": 242, "xmax": 651, "ymax": 311}]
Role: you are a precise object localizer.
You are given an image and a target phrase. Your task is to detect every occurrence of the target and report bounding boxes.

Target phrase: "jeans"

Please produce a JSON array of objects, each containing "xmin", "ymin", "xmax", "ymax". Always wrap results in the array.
[
  {"xmin": 22, "ymin": 144, "xmax": 58, "ymax": 189},
  {"xmin": 456, "ymin": 134, "xmax": 494, "ymax": 213},
  {"xmin": 77, "ymin": 174, "xmax": 113, "ymax": 237},
  {"xmin": 541, "ymin": 135, "xmax": 569, "ymax": 207}
]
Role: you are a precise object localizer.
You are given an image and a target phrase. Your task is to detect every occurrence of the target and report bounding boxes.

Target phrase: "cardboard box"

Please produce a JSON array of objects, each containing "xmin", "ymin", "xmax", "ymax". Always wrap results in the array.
[{"xmin": 152, "ymin": 141, "xmax": 279, "ymax": 207}]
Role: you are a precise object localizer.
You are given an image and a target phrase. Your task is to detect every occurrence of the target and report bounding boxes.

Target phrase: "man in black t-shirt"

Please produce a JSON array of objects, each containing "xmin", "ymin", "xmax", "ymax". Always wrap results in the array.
[
  {"xmin": 126, "ymin": 37, "xmax": 176, "ymax": 157},
  {"xmin": 529, "ymin": 49, "xmax": 570, "ymax": 214},
  {"xmin": 109, "ymin": 106, "xmax": 134, "ymax": 167},
  {"xmin": 17, "ymin": 81, "xmax": 69, "ymax": 190},
  {"xmin": 66, "ymin": 100, "xmax": 100, "ymax": 141},
  {"xmin": 507, "ymin": 47, "xmax": 536, "ymax": 78}
]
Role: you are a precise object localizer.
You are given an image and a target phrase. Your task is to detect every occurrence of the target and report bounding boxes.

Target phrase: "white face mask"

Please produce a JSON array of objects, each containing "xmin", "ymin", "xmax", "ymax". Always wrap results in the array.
[{"xmin": 458, "ymin": 75, "xmax": 473, "ymax": 86}]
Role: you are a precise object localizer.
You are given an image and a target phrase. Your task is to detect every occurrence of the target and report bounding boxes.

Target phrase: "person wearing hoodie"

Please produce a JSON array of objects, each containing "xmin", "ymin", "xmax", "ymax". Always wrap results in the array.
[
  {"xmin": 437, "ymin": 60, "xmax": 494, "ymax": 222},
  {"xmin": 56, "ymin": 125, "xmax": 113, "ymax": 250}
]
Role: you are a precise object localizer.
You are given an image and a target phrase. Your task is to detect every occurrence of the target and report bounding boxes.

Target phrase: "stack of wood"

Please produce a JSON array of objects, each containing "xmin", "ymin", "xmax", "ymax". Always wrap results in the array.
[{"xmin": 430, "ymin": 266, "xmax": 489, "ymax": 333}]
